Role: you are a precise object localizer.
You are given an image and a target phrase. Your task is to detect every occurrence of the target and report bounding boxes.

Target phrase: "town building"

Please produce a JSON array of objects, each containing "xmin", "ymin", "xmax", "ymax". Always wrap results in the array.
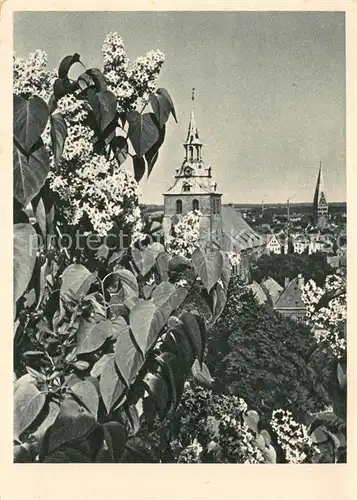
[
  {"xmin": 273, "ymin": 275, "xmax": 307, "ymax": 321},
  {"xmin": 162, "ymin": 90, "xmax": 265, "ymax": 280}
]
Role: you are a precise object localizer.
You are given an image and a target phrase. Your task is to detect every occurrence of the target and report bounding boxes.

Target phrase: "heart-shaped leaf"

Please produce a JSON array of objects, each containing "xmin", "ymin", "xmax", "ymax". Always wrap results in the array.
[
  {"xmin": 150, "ymin": 93, "xmax": 170, "ymax": 129},
  {"xmin": 152, "ymin": 282, "xmax": 187, "ymax": 312},
  {"xmin": 45, "ymin": 395, "xmax": 96, "ymax": 454},
  {"xmin": 192, "ymin": 249, "xmax": 223, "ymax": 293},
  {"xmin": 13, "ymin": 223, "xmax": 38, "ymax": 302},
  {"xmin": 145, "ymin": 124, "xmax": 166, "ymax": 177},
  {"xmin": 14, "ymin": 383, "xmax": 47, "ymax": 441},
  {"xmin": 130, "ymin": 300, "xmax": 171, "ymax": 355},
  {"xmin": 13, "ymin": 95, "xmax": 49, "ymax": 154},
  {"xmin": 115, "ymin": 269, "xmax": 139, "ymax": 299},
  {"xmin": 86, "ymin": 68, "xmax": 107, "ymax": 92},
  {"xmin": 191, "ymin": 359, "xmax": 214, "ymax": 388},
  {"xmin": 132, "ymin": 155, "xmax": 146, "ymax": 182},
  {"xmin": 97, "ymin": 90, "xmax": 117, "ymax": 133},
  {"xmin": 60, "ymin": 264, "xmax": 94, "ymax": 299},
  {"xmin": 100, "ymin": 357, "xmax": 126, "ymax": 414},
  {"xmin": 71, "ymin": 379, "xmax": 99, "ymax": 419},
  {"xmin": 13, "ymin": 143, "xmax": 50, "ymax": 207},
  {"xmin": 114, "ymin": 328, "xmax": 144, "ymax": 388},
  {"xmin": 180, "ymin": 312, "xmax": 203, "ymax": 364},
  {"xmin": 50, "ymin": 112, "xmax": 67, "ymax": 165},
  {"xmin": 76, "ymin": 319, "xmax": 112, "ymax": 355},
  {"xmin": 127, "ymin": 111, "xmax": 160, "ymax": 158},
  {"xmin": 91, "ymin": 353, "xmax": 114, "ymax": 378},
  {"xmin": 156, "ymin": 88, "xmax": 177, "ymax": 123}
]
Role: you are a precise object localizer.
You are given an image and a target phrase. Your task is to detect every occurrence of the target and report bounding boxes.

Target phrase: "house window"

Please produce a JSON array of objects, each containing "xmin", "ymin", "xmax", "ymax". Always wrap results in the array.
[
  {"xmin": 176, "ymin": 199, "xmax": 182, "ymax": 214},
  {"xmin": 192, "ymin": 199, "xmax": 199, "ymax": 211}
]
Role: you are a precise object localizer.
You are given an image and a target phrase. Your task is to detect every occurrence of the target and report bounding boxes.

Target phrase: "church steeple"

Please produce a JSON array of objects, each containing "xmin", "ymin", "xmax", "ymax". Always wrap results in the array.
[
  {"xmin": 312, "ymin": 161, "xmax": 328, "ymax": 227},
  {"xmin": 184, "ymin": 88, "xmax": 203, "ymax": 163}
]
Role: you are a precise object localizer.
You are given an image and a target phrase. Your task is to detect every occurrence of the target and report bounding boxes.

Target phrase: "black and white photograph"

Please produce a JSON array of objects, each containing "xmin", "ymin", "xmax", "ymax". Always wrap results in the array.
[{"xmin": 9, "ymin": 4, "xmax": 350, "ymax": 473}]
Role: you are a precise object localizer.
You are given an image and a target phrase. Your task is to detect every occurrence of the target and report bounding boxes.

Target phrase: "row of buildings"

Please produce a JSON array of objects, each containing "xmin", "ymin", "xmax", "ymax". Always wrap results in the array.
[{"xmin": 160, "ymin": 91, "xmax": 346, "ymax": 298}]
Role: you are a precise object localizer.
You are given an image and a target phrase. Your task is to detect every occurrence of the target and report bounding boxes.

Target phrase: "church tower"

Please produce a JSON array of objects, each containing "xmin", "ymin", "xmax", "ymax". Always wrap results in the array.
[
  {"xmin": 312, "ymin": 162, "xmax": 329, "ymax": 228},
  {"xmin": 163, "ymin": 89, "xmax": 223, "ymax": 250}
]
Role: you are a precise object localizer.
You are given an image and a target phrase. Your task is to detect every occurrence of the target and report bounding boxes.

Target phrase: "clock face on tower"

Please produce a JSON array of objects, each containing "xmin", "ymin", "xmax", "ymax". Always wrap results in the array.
[{"xmin": 184, "ymin": 166, "xmax": 193, "ymax": 177}]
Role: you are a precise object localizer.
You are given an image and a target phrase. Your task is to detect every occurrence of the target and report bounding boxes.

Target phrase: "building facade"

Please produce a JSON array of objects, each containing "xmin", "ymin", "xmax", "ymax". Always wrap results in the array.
[{"xmin": 163, "ymin": 90, "xmax": 223, "ymax": 251}]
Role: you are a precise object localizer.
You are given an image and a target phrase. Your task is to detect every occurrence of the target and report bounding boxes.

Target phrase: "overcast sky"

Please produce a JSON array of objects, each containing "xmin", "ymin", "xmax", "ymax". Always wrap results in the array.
[{"xmin": 13, "ymin": 11, "xmax": 346, "ymax": 204}]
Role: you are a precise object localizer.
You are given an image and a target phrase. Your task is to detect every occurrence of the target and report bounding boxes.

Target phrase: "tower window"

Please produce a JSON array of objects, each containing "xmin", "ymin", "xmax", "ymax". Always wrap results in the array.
[
  {"xmin": 212, "ymin": 198, "xmax": 216, "ymax": 214},
  {"xmin": 217, "ymin": 198, "xmax": 220, "ymax": 214},
  {"xmin": 192, "ymin": 199, "xmax": 199, "ymax": 211},
  {"xmin": 183, "ymin": 183, "xmax": 191, "ymax": 192},
  {"xmin": 176, "ymin": 199, "xmax": 182, "ymax": 214}
]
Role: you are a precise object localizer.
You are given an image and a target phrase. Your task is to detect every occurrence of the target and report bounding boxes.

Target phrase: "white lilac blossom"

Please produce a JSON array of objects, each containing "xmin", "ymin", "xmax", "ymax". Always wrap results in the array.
[
  {"xmin": 270, "ymin": 409, "xmax": 319, "ymax": 463},
  {"xmin": 102, "ymin": 32, "xmax": 165, "ymax": 113},
  {"xmin": 301, "ymin": 275, "xmax": 346, "ymax": 358},
  {"xmin": 166, "ymin": 210, "xmax": 202, "ymax": 258},
  {"xmin": 13, "ymin": 50, "xmax": 56, "ymax": 102}
]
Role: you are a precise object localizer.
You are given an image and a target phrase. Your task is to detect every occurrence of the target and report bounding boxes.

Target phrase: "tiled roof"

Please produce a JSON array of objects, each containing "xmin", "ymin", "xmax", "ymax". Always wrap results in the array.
[
  {"xmin": 260, "ymin": 277, "xmax": 284, "ymax": 305},
  {"xmin": 246, "ymin": 281, "xmax": 268, "ymax": 305},
  {"xmin": 274, "ymin": 278, "xmax": 306, "ymax": 311},
  {"xmin": 221, "ymin": 206, "xmax": 263, "ymax": 251}
]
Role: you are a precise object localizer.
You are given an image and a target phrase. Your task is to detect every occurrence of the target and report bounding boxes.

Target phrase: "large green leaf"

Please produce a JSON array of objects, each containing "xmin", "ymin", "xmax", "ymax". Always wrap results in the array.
[
  {"xmin": 30, "ymin": 400, "xmax": 60, "ymax": 442},
  {"xmin": 152, "ymin": 282, "xmax": 187, "ymax": 312},
  {"xmin": 143, "ymin": 372, "xmax": 168, "ymax": 414},
  {"xmin": 127, "ymin": 111, "xmax": 160, "ymax": 158},
  {"xmin": 191, "ymin": 359, "xmax": 214, "ymax": 388},
  {"xmin": 50, "ymin": 112, "xmax": 67, "ymax": 165},
  {"xmin": 114, "ymin": 327, "xmax": 144, "ymax": 387},
  {"xmin": 100, "ymin": 357, "xmax": 126, "ymax": 414},
  {"xmin": 58, "ymin": 53, "xmax": 81, "ymax": 78},
  {"xmin": 13, "ymin": 143, "xmax": 50, "ymax": 207},
  {"xmin": 111, "ymin": 136, "xmax": 128, "ymax": 166},
  {"xmin": 115, "ymin": 269, "xmax": 139, "ymax": 299},
  {"xmin": 13, "ymin": 95, "xmax": 48, "ymax": 154},
  {"xmin": 76, "ymin": 319, "xmax": 112, "ymax": 355},
  {"xmin": 132, "ymin": 155, "xmax": 146, "ymax": 182},
  {"xmin": 91, "ymin": 353, "xmax": 114, "ymax": 378},
  {"xmin": 156, "ymin": 88, "xmax": 177, "ymax": 123},
  {"xmin": 145, "ymin": 125, "xmax": 166, "ymax": 177},
  {"xmin": 180, "ymin": 312, "xmax": 203, "ymax": 364},
  {"xmin": 150, "ymin": 93, "xmax": 170, "ymax": 129},
  {"xmin": 130, "ymin": 300, "xmax": 171, "ymax": 355},
  {"xmin": 97, "ymin": 90, "xmax": 117, "ymax": 133},
  {"xmin": 111, "ymin": 317, "xmax": 130, "ymax": 339},
  {"xmin": 60, "ymin": 264, "xmax": 94, "ymax": 299},
  {"xmin": 131, "ymin": 243, "xmax": 165, "ymax": 276},
  {"xmin": 13, "ymin": 223, "xmax": 38, "ymax": 302},
  {"xmin": 86, "ymin": 68, "xmax": 107, "ymax": 92},
  {"xmin": 156, "ymin": 252, "xmax": 170, "ymax": 281},
  {"xmin": 31, "ymin": 195, "xmax": 47, "ymax": 239},
  {"xmin": 45, "ymin": 395, "xmax": 96, "ymax": 454},
  {"xmin": 191, "ymin": 249, "xmax": 223, "ymax": 293},
  {"xmin": 14, "ymin": 383, "xmax": 47, "ymax": 441},
  {"xmin": 71, "ymin": 379, "xmax": 99, "ymax": 419}
]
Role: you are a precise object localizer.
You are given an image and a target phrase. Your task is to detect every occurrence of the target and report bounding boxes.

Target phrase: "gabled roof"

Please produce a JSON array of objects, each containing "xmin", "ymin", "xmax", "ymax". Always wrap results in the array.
[
  {"xmin": 260, "ymin": 277, "xmax": 284, "ymax": 305},
  {"xmin": 221, "ymin": 206, "xmax": 263, "ymax": 251},
  {"xmin": 274, "ymin": 277, "xmax": 306, "ymax": 311},
  {"xmin": 246, "ymin": 281, "xmax": 267, "ymax": 305}
]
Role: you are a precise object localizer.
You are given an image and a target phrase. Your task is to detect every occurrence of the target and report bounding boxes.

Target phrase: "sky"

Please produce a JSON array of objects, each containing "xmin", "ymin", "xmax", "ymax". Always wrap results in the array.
[{"xmin": 13, "ymin": 11, "xmax": 346, "ymax": 204}]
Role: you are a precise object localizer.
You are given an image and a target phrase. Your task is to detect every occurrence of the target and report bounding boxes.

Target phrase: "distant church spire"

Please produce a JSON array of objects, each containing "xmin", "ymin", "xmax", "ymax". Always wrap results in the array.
[
  {"xmin": 312, "ymin": 161, "xmax": 328, "ymax": 228},
  {"xmin": 185, "ymin": 88, "xmax": 202, "ymax": 147}
]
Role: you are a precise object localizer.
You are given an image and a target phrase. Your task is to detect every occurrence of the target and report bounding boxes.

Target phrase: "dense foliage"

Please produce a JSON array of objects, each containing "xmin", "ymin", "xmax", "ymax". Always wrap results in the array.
[
  {"xmin": 206, "ymin": 276, "xmax": 332, "ymax": 424},
  {"xmin": 12, "ymin": 34, "xmax": 347, "ymax": 464},
  {"xmin": 13, "ymin": 37, "xmax": 233, "ymax": 463},
  {"xmin": 251, "ymin": 251, "xmax": 333, "ymax": 287}
]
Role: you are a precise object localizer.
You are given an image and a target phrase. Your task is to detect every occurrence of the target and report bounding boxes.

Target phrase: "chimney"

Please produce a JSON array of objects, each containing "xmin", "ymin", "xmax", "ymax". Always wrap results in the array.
[
  {"xmin": 284, "ymin": 277, "xmax": 290, "ymax": 288},
  {"xmin": 297, "ymin": 273, "xmax": 304, "ymax": 288}
]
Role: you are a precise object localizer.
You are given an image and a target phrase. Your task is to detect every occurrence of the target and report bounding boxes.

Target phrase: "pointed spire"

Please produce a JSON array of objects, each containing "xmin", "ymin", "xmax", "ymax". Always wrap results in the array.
[
  {"xmin": 313, "ymin": 161, "xmax": 327, "ymax": 208},
  {"xmin": 185, "ymin": 88, "xmax": 202, "ymax": 145}
]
